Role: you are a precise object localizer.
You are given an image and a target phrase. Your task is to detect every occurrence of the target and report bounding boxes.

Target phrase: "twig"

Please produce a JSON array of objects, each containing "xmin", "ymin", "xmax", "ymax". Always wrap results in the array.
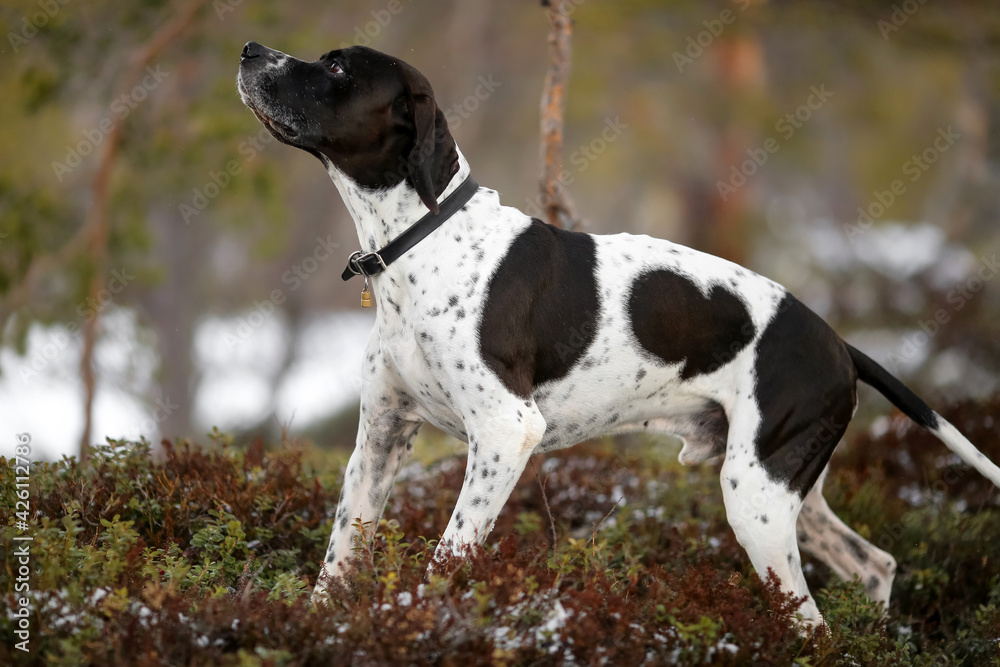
[
  {"xmin": 529, "ymin": 456, "xmax": 558, "ymax": 549},
  {"xmin": 538, "ymin": 0, "xmax": 583, "ymax": 230},
  {"xmin": 591, "ymin": 495, "xmax": 624, "ymax": 547}
]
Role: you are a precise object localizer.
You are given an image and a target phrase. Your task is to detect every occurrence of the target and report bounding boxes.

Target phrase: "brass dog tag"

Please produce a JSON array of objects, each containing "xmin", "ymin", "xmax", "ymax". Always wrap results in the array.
[{"xmin": 360, "ymin": 276, "xmax": 373, "ymax": 308}]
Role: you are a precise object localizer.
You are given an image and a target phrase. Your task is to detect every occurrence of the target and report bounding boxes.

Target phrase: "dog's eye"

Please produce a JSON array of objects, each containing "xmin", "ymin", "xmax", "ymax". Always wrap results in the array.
[{"xmin": 329, "ymin": 62, "xmax": 344, "ymax": 75}]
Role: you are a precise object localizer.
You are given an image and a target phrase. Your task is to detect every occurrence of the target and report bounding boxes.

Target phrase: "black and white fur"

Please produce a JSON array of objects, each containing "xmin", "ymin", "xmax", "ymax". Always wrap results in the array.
[{"xmin": 236, "ymin": 41, "xmax": 1000, "ymax": 627}]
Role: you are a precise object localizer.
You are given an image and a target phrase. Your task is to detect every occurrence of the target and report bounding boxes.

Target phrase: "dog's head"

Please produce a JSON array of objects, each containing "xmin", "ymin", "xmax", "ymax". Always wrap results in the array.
[{"xmin": 237, "ymin": 42, "xmax": 458, "ymax": 213}]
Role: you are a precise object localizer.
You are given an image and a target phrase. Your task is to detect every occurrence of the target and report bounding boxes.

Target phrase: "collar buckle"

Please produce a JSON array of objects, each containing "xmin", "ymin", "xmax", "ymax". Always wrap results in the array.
[{"xmin": 346, "ymin": 250, "xmax": 388, "ymax": 278}]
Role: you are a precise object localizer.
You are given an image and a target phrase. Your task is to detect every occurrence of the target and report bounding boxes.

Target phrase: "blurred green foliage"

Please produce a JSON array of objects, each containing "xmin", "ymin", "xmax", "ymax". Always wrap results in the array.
[{"xmin": 0, "ymin": 0, "xmax": 998, "ymax": 443}]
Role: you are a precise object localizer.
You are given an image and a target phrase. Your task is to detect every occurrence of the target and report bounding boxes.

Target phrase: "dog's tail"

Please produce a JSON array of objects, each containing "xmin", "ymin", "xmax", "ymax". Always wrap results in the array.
[{"xmin": 846, "ymin": 344, "xmax": 1000, "ymax": 487}]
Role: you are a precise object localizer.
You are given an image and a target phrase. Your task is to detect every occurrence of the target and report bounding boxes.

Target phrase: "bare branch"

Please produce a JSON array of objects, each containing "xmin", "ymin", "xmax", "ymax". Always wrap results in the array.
[{"xmin": 529, "ymin": 456, "xmax": 558, "ymax": 550}]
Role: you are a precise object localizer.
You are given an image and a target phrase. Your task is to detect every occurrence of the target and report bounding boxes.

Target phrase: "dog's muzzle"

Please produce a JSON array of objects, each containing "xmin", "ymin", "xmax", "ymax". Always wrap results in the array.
[{"xmin": 241, "ymin": 41, "xmax": 276, "ymax": 63}]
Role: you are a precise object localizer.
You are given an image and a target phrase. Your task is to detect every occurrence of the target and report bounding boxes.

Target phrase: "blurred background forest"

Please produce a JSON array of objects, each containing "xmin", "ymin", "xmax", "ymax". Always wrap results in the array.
[{"xmin": 0, "ymin": 0, "xmax": 998, "ymax": 461}]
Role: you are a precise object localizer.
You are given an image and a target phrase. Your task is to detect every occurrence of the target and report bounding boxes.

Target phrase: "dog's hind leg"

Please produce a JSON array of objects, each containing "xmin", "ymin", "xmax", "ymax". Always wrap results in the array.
[
  {"xmin": 721, "ymin": 293, "xmax": 860, "ymax": 628},
  {"xmin": 720, "ymin": 431, "xmax": 821, "ymax": 627},
  {"xmin": 719, "ymin": 383, "xmax": 853, "ymax": 627},
  {"xmin": 796, "ymin": 467, "xmax": 897, "ymax": 607}
]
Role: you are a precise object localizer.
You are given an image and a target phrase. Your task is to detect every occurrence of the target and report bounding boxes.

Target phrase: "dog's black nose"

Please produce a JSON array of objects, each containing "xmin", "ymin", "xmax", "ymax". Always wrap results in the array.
[{"xmin": 241, "ymin": 41, "xmax": 264, "ymax": 60}]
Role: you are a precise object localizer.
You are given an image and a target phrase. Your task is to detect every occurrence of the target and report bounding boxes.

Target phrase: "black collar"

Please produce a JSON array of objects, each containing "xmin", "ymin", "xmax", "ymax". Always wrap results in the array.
[{"xmin": 342, "ymin": 176, "xmax": 479, "ymax": 281}]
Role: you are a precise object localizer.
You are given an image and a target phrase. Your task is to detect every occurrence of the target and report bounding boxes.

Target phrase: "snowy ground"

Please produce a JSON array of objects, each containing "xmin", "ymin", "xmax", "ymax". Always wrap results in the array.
[{"xmin": 0, "ymin": 309, "xmax": 374, "ymax": 461}]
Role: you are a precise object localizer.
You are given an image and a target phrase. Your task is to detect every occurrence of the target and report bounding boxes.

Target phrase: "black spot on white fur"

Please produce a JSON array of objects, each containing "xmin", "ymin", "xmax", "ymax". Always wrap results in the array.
[
  {"xmin": 753, "ymin": 295, "xmax": 855, "ymax": 497},
  {"xmin": 478, "ymin": 219, "xmax": 600, "ymax": 397},
  {"xmin": 628, "ymin": 270, "xmax": 755, "ymax": 380}
]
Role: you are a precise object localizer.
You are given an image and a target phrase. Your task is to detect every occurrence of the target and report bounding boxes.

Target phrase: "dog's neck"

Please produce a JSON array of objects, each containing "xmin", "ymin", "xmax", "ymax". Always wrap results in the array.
[{"xmin": 324, "ymin": 148, "xmax": 472, "ymax": 254}]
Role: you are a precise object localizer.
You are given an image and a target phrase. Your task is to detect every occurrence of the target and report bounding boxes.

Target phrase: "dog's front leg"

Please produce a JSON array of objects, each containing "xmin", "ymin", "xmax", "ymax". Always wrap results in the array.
[
  {"xmin": 432, "ymin": 402, "xmax": 547, "ymax": 564},
  {"xmin": 312, "ymin": 408, "xmax": 420, "ymax": 604}
]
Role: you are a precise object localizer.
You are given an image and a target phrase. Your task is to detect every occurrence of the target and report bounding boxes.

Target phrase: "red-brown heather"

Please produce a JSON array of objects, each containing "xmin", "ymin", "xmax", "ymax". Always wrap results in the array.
[{"xmin": 2, "ymin": 398, "xmax": 999, "ymax": 666}]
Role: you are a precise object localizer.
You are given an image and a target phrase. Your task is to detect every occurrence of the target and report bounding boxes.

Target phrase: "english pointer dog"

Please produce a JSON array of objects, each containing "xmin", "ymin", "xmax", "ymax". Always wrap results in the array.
[{"xmin": 236, "ymin": 41, "xmax": 1000, "ymax": 627}]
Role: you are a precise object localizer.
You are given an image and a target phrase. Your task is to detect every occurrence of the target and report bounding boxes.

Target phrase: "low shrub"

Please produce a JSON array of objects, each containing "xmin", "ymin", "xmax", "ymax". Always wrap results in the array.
[{"xmin": 2, "ymin": 398, "xmax": 998, "ymax": 665}]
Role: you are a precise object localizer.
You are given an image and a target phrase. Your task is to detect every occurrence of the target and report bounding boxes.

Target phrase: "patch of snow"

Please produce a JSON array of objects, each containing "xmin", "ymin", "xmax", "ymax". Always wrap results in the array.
[
  {"xmin": 927, "ymin": 246, "xmax": 976, "ymax": 291},
  {"xmin": 799, "ymin": 218, "xmax": 855, "ymax": 273},
  {"xmin": 930, "ymin": 348, "xmax": 999, "ymax": 398},
  {"xmin": 535, "ymin": 600, "xmax": 572, "ymax": 653},
  {"xmin": 847, "ymin": 222, "xmax": 946, "ymax": 281},
  {"xmin": 898, "ymin": 484, "xmax": 926, "ymax": 507},
  {"xmin": 707, "ymin": 634, "xmax": 740, "ymax": 660},
  {"xmin": 0, "ymin": 308, "xmax": 374, "ymax": 460},
  {"xmin": 135, "ymin": 604, "xmax": 155, "ymax": 628},
  {"xmin": 88, "ymin": 588, "xmax": 110, "ymax": 606},
  {"xmin": 273, "ymin": 311, "xmax": 374, "ymax": 427},
  {"xmin": 633, "ymin": 506, "xmax": 666, "ymax": 521},
  {"xmin": 194, "ymin": 369, "xmax": 272, "ymax": 432},
  {"xmin": 491, "ymin": 625, "xmax": 518, "ymax": 651},
  {"xmin": 869, "ymin": 415, "xmax": 891, "ymax": 440},
  {"xmin": 0, "ymin": 308, "xmax": 155, "ymax": 459}
]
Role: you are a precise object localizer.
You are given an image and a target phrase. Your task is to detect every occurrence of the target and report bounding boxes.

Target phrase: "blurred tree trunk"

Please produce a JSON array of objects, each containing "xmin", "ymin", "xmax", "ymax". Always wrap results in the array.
[
  {"xmin": 143, "ymin": 206, "xmax": 204, "ymax": 446},
  {"xmin": 78, "ymin": 0, "xmax": 203, "ymax": 462},
  {"xmin": 689, "ymin": 31, "xmax": 765, "ymax": 264},
  {"xmin": 78, "ymin": 121, "xmax": 120, "ymax": 463},
  {"xmin": 538, "ymin": 0, "xmax": 582, "ymax": 230}
]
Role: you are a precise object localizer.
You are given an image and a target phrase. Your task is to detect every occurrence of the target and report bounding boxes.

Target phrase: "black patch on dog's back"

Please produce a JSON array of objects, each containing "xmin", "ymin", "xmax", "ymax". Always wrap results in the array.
[
  {"xmin": 753, "ymin": 295, "xmax": 857, "ymax": 497},
  {"xmin": 479, "ymin": 219, "xmax": 600, "ymax": 397},
  {"xmin": 628, "ymin": 270, "xmax": 755, "ymax": 379}
]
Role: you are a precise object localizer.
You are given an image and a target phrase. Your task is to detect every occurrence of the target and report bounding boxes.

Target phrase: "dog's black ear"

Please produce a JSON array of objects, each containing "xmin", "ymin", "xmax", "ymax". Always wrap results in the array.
[{"xmin": 400, "ymin": 65, "xmax": 457, "ymax": 214}]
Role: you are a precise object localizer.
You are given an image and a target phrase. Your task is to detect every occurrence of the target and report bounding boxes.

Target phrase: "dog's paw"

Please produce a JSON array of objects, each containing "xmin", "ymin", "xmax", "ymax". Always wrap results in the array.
[{"xmin": 791, "ymin": 611, "xmax": 828, "ymax": 638}]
